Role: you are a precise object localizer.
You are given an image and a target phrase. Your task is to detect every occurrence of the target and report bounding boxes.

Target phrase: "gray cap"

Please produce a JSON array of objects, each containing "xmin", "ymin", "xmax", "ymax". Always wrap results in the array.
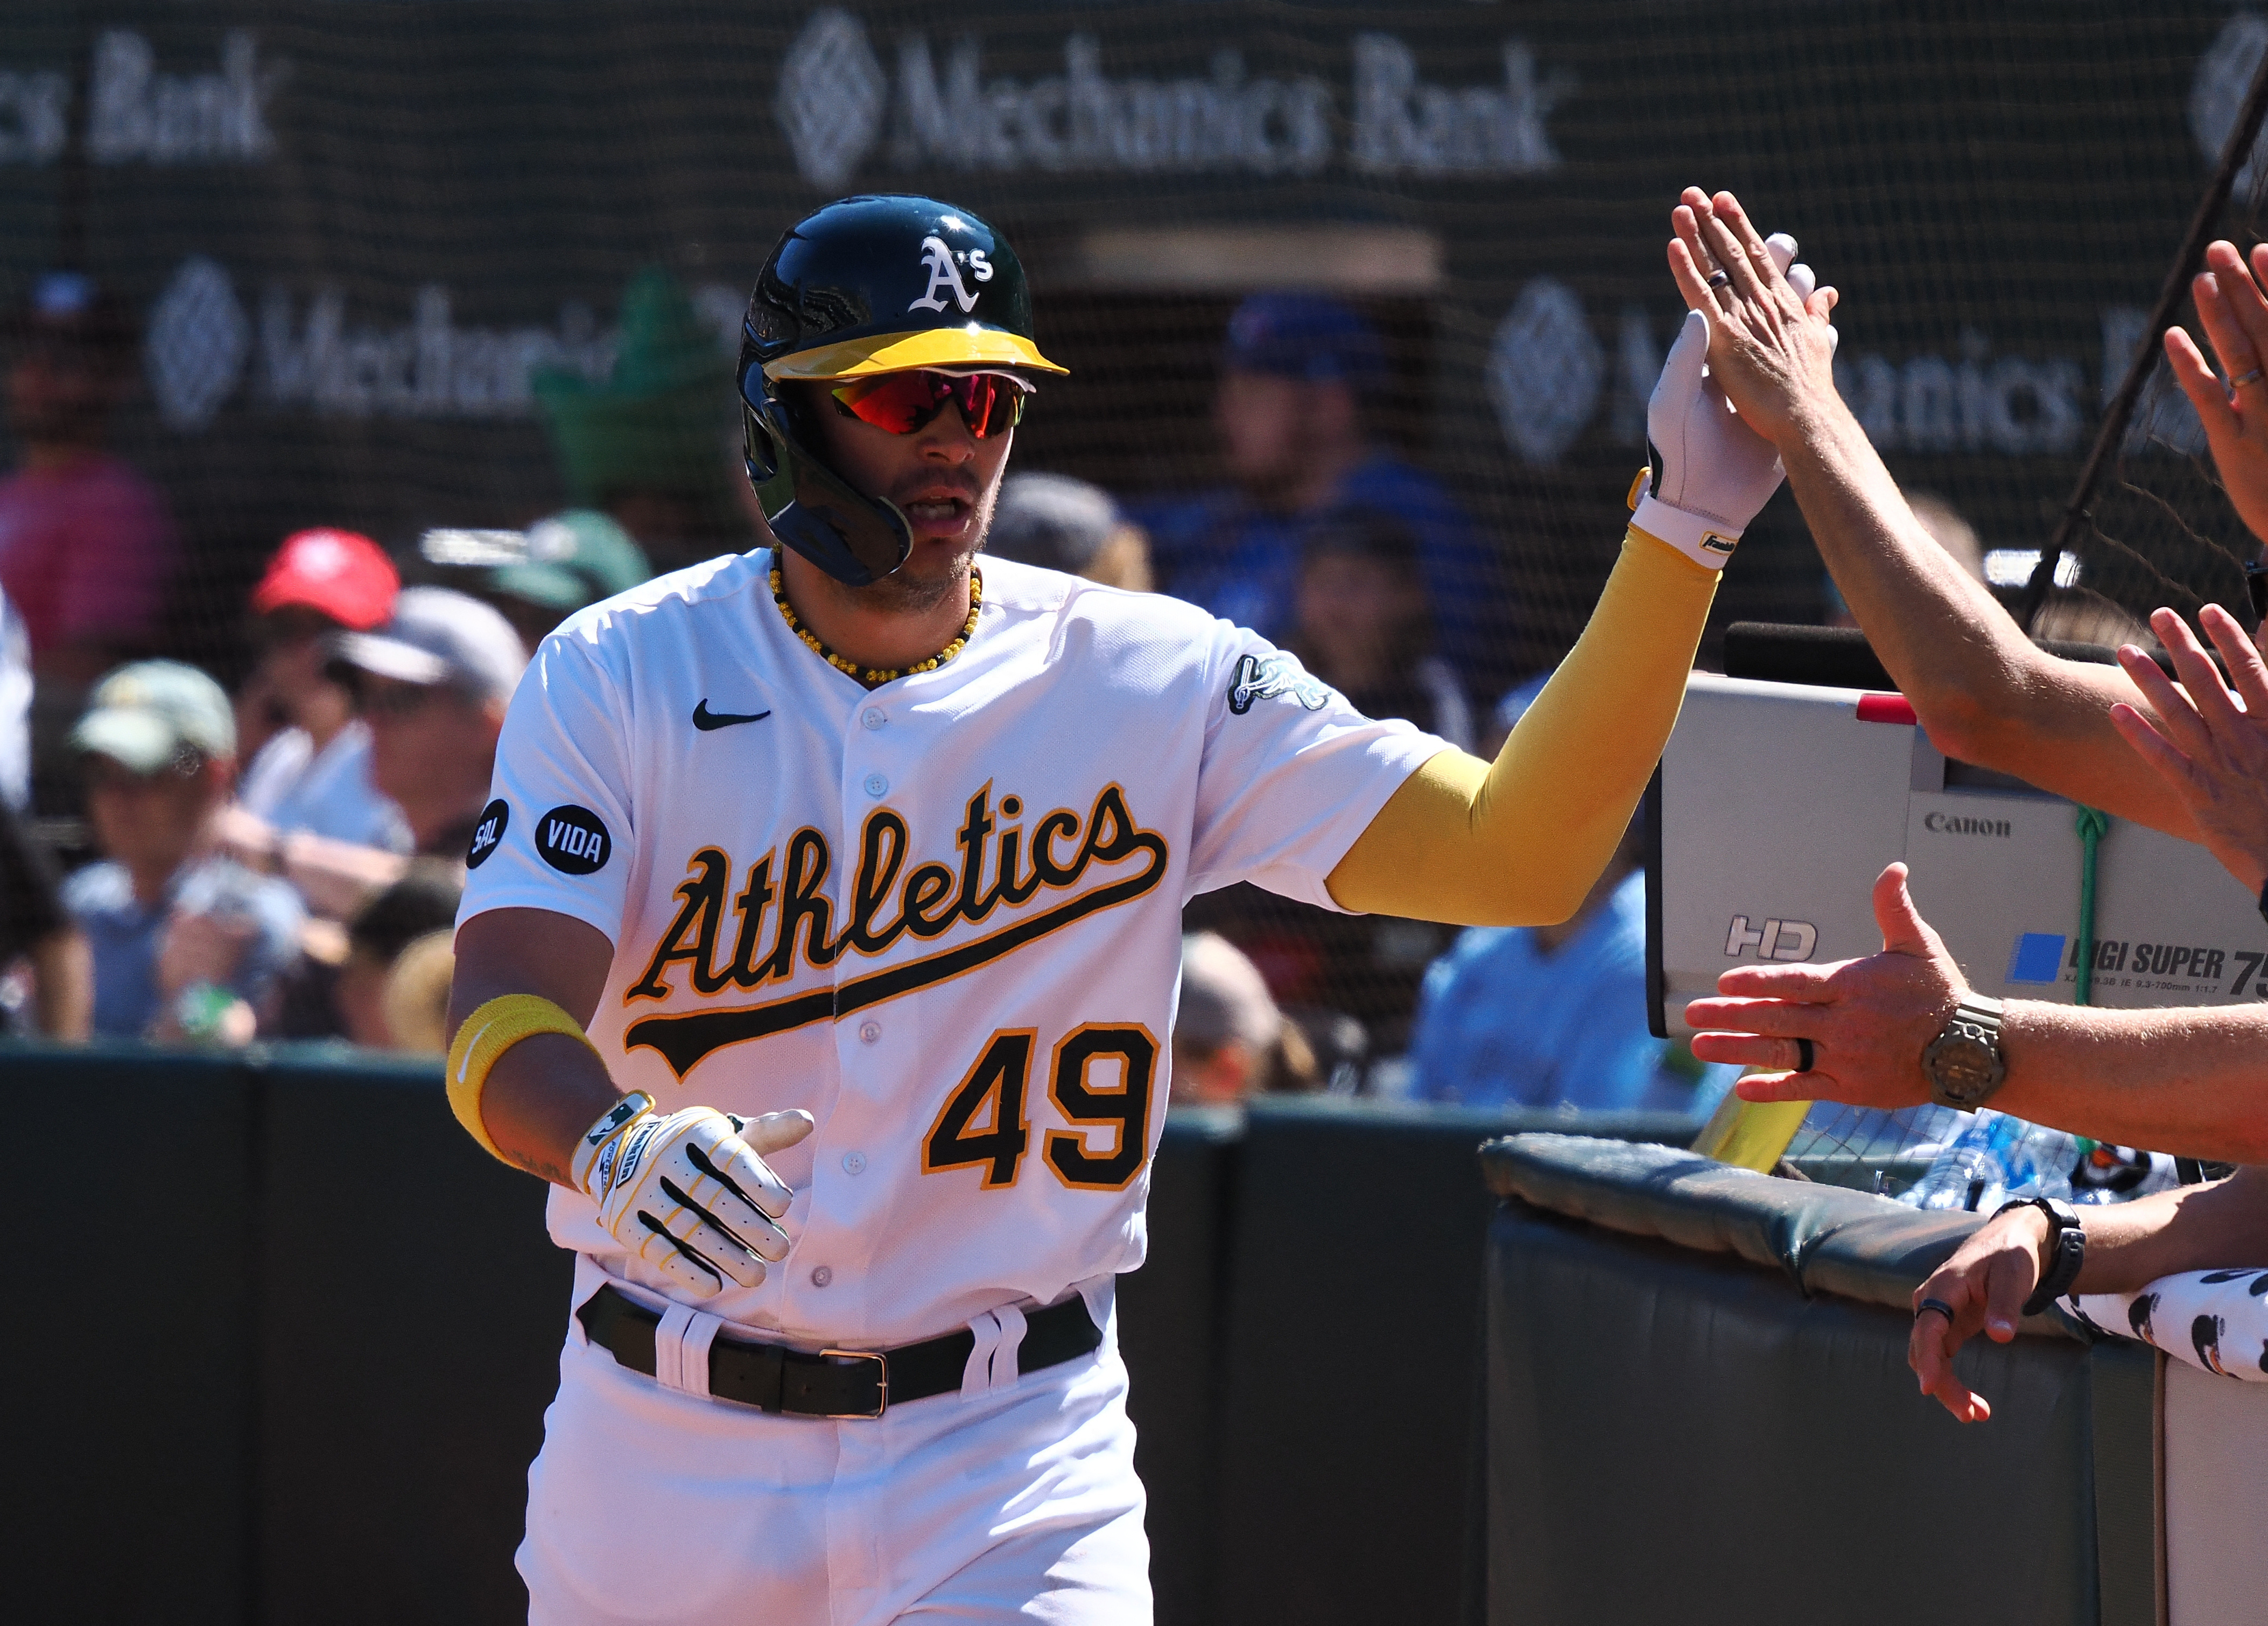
[
  {"xmin": 72, "ymin": 660, "xmax": 236, "ymax": 772},
  {"xmin": 1176, "ymin": 931, "xmax": 1281, "ymax": 1055},
  {"xmin": 331, "ymin": 585, "xmax": 529, "ymax": 704},
  {"xmin": 987, "ymin": 473, "xmax": 1122, "ymax": 576}
]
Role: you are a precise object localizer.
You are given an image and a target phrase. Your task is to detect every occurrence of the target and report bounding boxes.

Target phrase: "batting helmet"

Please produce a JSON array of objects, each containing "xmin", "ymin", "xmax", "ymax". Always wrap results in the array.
[{"xmin": 740, "ymin": 194, "xmax": 1067, "ymax": 586}]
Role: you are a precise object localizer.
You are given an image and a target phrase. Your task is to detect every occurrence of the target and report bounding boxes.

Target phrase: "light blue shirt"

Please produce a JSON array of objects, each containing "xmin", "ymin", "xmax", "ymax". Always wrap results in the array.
[
  {"xmin": 1409, "ymin": 872, "xmax": 1737, "ymax": 1115},
  {"xmin": 64, "ymin": 856, "xmax": 305, "ymax": 1038},
  {"xmin": 236, "ymin": 720, "xmax": 411, "ymax": 851}
]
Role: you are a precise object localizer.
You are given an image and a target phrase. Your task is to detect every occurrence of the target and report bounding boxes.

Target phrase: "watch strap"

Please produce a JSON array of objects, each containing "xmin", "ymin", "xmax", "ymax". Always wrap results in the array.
[
  {"xmin": 1954, "ymin": 993, "xmax": 2005, "ymax": 1027},
  {"xmin": 1996, "ymin": 1196, "xmax": 2086, "ymax": 1315}
]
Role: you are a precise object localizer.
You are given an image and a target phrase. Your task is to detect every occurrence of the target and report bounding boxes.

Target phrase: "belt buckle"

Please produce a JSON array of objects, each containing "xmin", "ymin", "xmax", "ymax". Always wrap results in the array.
[{"xmin": 817, "ymin": 1348, "xmax": 889, "ymax": 1418}]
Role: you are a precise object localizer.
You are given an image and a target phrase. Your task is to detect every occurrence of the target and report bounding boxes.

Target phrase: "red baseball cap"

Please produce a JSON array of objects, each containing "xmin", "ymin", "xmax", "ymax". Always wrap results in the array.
[{"xmin": 250, "ymin": 529, "xmax": 398, "ymax": 630}]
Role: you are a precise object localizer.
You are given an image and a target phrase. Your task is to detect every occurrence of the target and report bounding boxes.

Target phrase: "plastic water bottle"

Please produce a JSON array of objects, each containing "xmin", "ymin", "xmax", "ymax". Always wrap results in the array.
[{"xmin": 1900, "ymin": 1109, "xmax": 2081, "ymax": 1211}]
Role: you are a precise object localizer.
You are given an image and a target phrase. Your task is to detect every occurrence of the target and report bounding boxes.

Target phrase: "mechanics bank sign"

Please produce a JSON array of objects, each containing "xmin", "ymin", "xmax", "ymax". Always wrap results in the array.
[{"xmin": 775, "ymin": 9, "xmax": 1573, "ymax": 189}]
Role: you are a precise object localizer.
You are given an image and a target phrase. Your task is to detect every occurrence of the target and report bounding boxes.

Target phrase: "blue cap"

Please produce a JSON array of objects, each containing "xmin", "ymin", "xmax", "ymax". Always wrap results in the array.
[{"xmin": 1223, "ymin": 293, "xmax": 1387, "ymax": 391}]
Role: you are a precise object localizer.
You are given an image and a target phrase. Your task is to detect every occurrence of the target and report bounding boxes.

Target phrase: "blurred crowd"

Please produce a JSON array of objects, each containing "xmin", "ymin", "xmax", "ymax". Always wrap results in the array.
[{"xmin": 0, "ymin": 267, "xmax": 1753, "ymax": 1118}]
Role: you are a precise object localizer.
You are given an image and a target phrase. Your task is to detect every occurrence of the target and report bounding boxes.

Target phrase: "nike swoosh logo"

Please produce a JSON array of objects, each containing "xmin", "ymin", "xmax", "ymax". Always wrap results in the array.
[
  {"xmin": 456, "ymin": 1021, "xmax": 496, "ymax": 1084},
  {"xmin": 693, "ymin": 699, "xmax": 771, "ymax": 731}
]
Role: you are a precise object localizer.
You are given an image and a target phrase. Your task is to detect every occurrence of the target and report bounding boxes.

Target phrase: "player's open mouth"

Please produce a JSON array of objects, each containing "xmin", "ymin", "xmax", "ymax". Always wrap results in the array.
[{"xmin": 903, "ymin": 495, "xmax": 972, "ymax": 536}]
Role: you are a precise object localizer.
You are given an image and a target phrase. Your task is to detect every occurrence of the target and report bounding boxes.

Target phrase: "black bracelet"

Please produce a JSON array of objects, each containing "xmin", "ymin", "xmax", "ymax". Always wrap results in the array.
[
  {"xmin": 2025, "ymin": 1223, "xmax": 2087, "ymax": 1316},
  {"xmin": 1995, "ymin": 1196, "xmax": 2086, "ymax": 1315}
]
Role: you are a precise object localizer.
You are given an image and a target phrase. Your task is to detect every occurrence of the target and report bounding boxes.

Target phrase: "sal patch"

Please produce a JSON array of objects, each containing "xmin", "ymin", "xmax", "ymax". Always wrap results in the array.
[
  {"xmin": 465, "ymin": 798, "xmax": 509, "ymax": 869},
  {"xmin": 1226, "ymin": 651, "xmax": 1330, "ymax": 715},
  {"xmin": 538, "ymin": 804, "xmax": 612, "ymax": 874}
]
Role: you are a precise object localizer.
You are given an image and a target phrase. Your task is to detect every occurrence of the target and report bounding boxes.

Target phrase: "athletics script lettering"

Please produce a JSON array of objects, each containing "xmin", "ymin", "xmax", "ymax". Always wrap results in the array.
[{"xmin": 623, "ymin": 782, "xmax": 1168, "ymax": 1078}]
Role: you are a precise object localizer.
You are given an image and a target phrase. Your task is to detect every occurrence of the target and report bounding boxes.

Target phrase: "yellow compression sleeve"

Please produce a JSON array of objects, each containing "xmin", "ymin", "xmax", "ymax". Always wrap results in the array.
[
  {"xmin": 445, "ymin": 993, "xmax": 602, "ymax": 1161},
  {"xmin": 1327, "ymin": 526, "xmax": 1719, "ymax": 927}
]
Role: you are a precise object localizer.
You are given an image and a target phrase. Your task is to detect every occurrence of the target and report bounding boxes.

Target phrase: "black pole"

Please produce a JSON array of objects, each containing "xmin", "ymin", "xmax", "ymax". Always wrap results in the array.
[{"xmin": 2016, "ymin": 43, "xmax": 2268, "ymax": 629}]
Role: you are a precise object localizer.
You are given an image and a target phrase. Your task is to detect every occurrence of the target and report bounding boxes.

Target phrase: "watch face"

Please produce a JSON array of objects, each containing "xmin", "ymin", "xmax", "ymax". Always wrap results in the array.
[{"xmin": 1928, "ymin": 1033, "xmax": 2004, "ymax": 1105}]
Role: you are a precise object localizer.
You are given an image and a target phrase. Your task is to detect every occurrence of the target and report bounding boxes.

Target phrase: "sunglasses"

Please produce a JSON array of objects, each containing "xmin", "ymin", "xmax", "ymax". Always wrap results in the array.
[{"xmin": 828, "ymin": 370, "xmax": 1030, "ymax": 439}]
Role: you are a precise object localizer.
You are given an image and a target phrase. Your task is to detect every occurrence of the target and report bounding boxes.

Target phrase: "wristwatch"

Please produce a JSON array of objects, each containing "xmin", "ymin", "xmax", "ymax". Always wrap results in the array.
[
  {"xmin": 1994, "ymin": 1195, "xmax": 2087, "ymax": 1315},
  {"xmin": 1921, "ymin": 993, "xmax": 2006, "ymax": 1111}
]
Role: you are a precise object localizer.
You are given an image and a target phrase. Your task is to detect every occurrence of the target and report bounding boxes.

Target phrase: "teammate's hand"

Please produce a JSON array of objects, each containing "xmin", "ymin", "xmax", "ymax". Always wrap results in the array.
[
  {"xmin": 1683, "ymin": 861, "xmax": 1963, "ymax": 1108},
  {"xmin": 577, "ymin": 1098, "xmax": 813, "ymax": 1298},
  {"xmin": 2166, "ymin": 240, "xmax": 2268, "ymax": 546},
  {"xmin": 2110, "ymin": 602, "xmax": 2268, "ymax": 895},
  {"xmin": 1666, "ymin": 187, "xmax": 1841, "ymax": 451},
  {"xmin": 1907, "ymin": 1204, "xmax": 2055, "ymax": 1424}
]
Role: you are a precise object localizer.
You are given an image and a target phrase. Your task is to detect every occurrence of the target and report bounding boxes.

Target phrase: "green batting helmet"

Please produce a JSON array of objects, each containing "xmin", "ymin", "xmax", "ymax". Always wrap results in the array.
[{"xmin": 739, "ymin": 194, "xmax": 1066, "ymax": 586}]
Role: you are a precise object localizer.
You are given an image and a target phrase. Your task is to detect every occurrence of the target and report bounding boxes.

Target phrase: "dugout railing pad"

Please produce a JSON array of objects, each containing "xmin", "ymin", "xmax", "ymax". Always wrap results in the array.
[{"xmin": 1477, "ymin": 1133, "xmax": 2160, "ymax": 1626}]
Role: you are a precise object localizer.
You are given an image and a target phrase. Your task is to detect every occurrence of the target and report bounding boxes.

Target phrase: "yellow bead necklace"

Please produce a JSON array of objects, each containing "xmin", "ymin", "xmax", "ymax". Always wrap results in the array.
[{"xmin": 769, "ymin": 558, "xmax": 982, "ymax": 690}]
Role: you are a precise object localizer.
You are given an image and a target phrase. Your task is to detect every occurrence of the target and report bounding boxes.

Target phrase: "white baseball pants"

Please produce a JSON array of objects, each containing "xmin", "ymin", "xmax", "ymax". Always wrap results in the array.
[{"xmin": 518, "ymin": 1282, "xmax": 1151, "ymax": 1625}]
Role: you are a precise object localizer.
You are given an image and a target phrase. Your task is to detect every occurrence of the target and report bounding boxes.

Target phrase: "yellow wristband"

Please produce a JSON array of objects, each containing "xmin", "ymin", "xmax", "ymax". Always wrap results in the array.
[{"xmin": 445, "ymin": 993, "xmax": 601, "ymax": 1162}]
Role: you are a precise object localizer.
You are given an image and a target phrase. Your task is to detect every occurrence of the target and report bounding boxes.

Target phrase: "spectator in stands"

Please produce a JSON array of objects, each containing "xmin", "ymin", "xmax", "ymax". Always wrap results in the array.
[
  {"xmin": 1409, "ymin": 675, "xmax": 1733, "ymax": 1115},
  {"xmin": 220, "ymin": 587, "xmax": 526, "ymax": 924},
  {"xmin": 1286, "ymin": 506, "xmax": 1474, "ymax": 752},
  {"xmin": 0, "ymin": 274, "xmax": 174, "ymax": 689},
  {"xmin": 225, "ymin": 528, "xmax": 409, "ymax": 852},
  {"xmin": 1409, "ymin": 821, "xmax": 1735, "ymax": 1115},
  {"xmin": 63, "ymin": 662, "xmax": 302, "ymax": 1042},
  {"xmin": 0, "ymin": 797, "xmax": 89, "ymax": 1039},
  {"xmin": 0, "ymin": 274, "xmax": 176, "ymax": 813},
  {"xmin": 1170, "ymin": 931, "xmax": 1316, "ymax": 1105},
  {"xmin": 331, "ymin": 587, "xmax": 527, "ymax": 861},
  {"xmin": 381, "ymin": 929, "xmax": 457, "ymax": 1055},
  {"xmin": 986, "ymin": 473, "xmax": 1154, "ymax": 592},
  {"xmin": 327, "ymin": 861, "xmax": 465, "ymax": 1048},
  {"xmin": 535, "ymin": 269, "xmax": 749, "ymax": 576},
  {"xmin": 432, "ymin": 509, "xmax": 653, "ymax": 651},
  {"xmin": 1127, "ymin": 292, "xmax": 1501, "ymax": 688}
]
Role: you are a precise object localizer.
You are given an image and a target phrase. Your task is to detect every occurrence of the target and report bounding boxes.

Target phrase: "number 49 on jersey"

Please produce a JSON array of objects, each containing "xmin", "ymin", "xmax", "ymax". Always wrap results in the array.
[{"xmin": 922, "ymin": 1024, "xmax": 1158, "ymax": 1192}]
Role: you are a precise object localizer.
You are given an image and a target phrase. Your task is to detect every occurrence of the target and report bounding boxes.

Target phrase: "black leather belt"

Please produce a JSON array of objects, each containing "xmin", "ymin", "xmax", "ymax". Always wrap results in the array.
[{"xmin": 577, "ymin": 1284, "xmax": 1102, "ymax": 1419}]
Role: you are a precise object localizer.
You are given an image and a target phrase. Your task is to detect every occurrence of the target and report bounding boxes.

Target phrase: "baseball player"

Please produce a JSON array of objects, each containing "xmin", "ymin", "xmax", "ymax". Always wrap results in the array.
[{"xmin": 444, "ymin": 193, "xmax": 1828, "ymax": 1624}]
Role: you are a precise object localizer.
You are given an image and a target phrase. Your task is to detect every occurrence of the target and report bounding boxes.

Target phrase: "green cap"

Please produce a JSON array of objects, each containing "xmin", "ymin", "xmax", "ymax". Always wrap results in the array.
[
  {"xmin": 533, "ymin": 268, "xmax": 734, "ymax": 506},
  {"xmin": 71, "ymin": 660, "xmax": 236, "ymax": 772},
  {"xmin": 489, "ymin": 510, "xmax": 654, "ymax": 612}
]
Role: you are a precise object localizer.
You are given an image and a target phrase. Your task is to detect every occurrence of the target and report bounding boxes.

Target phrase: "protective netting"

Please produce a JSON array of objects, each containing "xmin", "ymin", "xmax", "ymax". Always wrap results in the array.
[{"xmin": 5, "ymin": 3, "xmax": 2266, "ymax": 1095}]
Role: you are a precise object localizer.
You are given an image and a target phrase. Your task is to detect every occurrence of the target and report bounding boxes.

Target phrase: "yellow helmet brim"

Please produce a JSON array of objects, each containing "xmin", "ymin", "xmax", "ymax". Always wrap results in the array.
[{"xmin": 764, "ymin": 324, "xmax": 1068, "ymax": 382}]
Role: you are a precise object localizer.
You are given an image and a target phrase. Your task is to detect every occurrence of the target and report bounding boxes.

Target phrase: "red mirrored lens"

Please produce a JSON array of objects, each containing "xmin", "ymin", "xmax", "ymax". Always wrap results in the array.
[{"xmin": 831, "ymin": 371, "xmax": 1027, "ymax": 438}]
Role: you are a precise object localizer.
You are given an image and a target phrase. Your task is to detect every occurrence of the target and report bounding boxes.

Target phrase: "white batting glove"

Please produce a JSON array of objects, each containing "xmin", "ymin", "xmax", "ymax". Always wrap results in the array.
[
  {"xmin": 1633, "ymin": 232, "xmax": 1831, "ymax": 570},
  {"xmin": 573, "ymin": 1094, "xmax": 813, "ymax": 1298}
]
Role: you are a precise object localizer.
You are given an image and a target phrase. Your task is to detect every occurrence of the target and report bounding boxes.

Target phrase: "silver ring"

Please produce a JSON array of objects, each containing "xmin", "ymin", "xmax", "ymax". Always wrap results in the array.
[
  {"xmin": 1916, "ymin": 1296, "xmax": 1957, "ymax": 1323},
  {"xmin": 1705, "ymin": 270, "xmax": 1731, "ymax": 290},
  {"xmin": 2236, "ymin": 366, "xmax": 2265, "ymax": 389},
  {"xmin": 1793, "ymin": 1036, "xmax": 1815, "ymax": 1073}
]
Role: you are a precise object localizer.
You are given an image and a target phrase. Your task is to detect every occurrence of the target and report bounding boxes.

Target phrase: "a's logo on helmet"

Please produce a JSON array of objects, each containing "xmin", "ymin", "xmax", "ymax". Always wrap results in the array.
[{"xmin": 909, "ymin": 235, "xmax": 993, "ymax": 314}]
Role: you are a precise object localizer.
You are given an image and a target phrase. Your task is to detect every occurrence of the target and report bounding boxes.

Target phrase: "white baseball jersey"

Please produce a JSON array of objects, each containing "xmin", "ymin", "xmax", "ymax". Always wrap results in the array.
[{"xmin": 459, "ymin": 548, "xmax": 1444, "ymax": 1347}]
